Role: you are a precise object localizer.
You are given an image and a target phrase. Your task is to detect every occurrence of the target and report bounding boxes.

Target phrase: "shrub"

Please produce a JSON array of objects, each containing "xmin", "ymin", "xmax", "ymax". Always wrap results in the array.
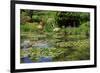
[
  {"xmin": 79, "ymin": 22, "xmax": 90, "ymax": 37},
  {"xmin": 20, "ymin": 12, "xmax": 31, "ymax": 24},
  {"xmin": 20, "ymin": 23, "xmax": 38, "ymax": 32},
  {"xmin": 32, "ymin": 15, "xmax": 41, "ymax": 22}
]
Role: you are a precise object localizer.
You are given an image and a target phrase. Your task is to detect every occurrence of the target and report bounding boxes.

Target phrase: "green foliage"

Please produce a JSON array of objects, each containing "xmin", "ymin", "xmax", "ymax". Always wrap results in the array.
[
  {"xmin": 20, "ymin": 11, "xmax": 31, "ymax": 24},
  {"xmin": 32, "ymin": 15, "xmax": 41, "ymax": 22},
  {"xmin": 20, "ymin": 9, "xmax": 90, "ymax": 63},
  {"xmin": 56, "ymin": 12, "xmax": 81, "ymax": 27},
  {"xmin": 79, "ymin": 22, "xmax": 90, "ymax": 37},
  {"xmin": 20, "ymin": 23, "xmax": 38, "ymax": 32},
  {"xmin": 53, "ymin": 39, "xmax": 90, "ymax": 61},
  {"xmin": 80, "ymin": 13, "xmax": 90, "ymax": 23},
  {"xmin": 44, "ymin": 22, "xmax": 54, "ymax": 32},
  {"xmin": 20, "ymin": 24, "xmax": 30, "ymax": 32},
  {"xmin": 67, "ymin": 45, "xmax": 90, "ymax": 60}
]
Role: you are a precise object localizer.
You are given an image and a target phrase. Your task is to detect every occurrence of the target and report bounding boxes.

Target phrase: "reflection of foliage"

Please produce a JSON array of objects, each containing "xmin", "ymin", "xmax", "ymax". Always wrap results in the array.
[
  {"xmin": 53, "ymin": 39, "xmax": 90, "ymax": 61},
  {"xmin": 20, "ymin": 39, "xmax": 90, "ymax": 62}
]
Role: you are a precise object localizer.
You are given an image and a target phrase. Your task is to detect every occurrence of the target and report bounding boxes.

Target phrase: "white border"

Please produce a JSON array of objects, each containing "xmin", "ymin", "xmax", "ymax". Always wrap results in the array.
[{"xmin": 15, "ymin": 4, "xmax": 95, "ymax": 69}]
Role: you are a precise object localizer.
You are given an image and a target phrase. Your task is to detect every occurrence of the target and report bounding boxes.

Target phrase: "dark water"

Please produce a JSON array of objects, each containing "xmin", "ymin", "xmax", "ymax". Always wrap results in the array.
[
  {"xmin": 21, "ymin": 57, "xmax": 52, "ymax": 63},
  {"xmin": 21, "ymin": 56, "xmax": 52, "ymax": 63},
  {"xmin": 21, "ymin": 57, "xmax": 33, "ymax": 63},
  {"xmin": 39, "ymin": 57, "xmax": 52, "ymax": 62}
]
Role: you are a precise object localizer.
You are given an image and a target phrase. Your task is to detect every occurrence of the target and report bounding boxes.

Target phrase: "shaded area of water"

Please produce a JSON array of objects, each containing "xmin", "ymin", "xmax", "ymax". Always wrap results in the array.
[
  {"xmin": 21, "ymin": 56, "xmax": 52, "ymax": 63},
  {"xmin": 39, "ymin": 57, "xmax": 52, "ymax": 62},
  {"xmin": 21, "ymin": 57, "xmax": 33, "ymax": 63}
]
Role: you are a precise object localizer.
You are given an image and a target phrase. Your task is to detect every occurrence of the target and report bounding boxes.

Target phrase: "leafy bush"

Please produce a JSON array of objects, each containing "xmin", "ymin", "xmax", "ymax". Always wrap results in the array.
[
  {"xmin": 20, "ymin": 23, "xmax": 38, "ymax": 32},
  {"xmin": 32, "ymin": 15, "xmax": 41, "ymax": 22},
  {"xmin": 20, "ymin": 12, "xmax": 31, "ymax": 24},
  {"xmin": 79, "ymin": 22, "xmax": 90, "ymax": 37}
]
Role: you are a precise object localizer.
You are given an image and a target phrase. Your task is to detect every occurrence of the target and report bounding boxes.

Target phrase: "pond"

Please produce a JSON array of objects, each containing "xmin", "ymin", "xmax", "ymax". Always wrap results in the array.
[
  {"xmin": 21, "ymin": 40, "xmax": 53, "ymax": 63},
  {"xmin": 21, "ymin": 32, "xmax": 80, "ymax": 63}
]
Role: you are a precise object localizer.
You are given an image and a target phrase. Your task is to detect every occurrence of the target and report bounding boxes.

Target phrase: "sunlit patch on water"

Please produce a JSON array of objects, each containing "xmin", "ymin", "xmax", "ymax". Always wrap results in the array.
[{"xmin": 32, "ymin": 40, "xmax": 53, "ymax": 49}]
